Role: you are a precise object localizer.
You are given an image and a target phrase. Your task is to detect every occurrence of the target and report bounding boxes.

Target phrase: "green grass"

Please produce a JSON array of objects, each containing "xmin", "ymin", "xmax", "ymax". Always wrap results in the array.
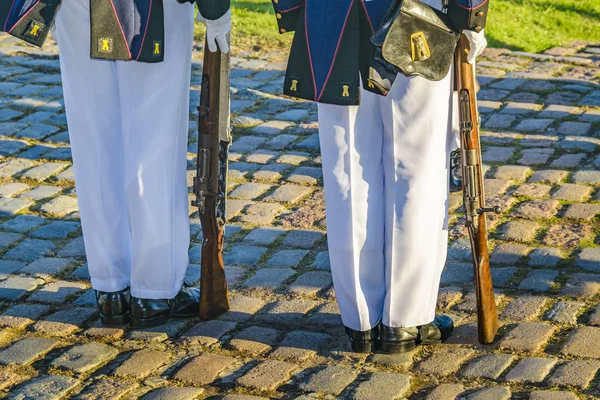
[{"xmin": 195, "ymin": 0, "xmax": 600, "ymax": 55}]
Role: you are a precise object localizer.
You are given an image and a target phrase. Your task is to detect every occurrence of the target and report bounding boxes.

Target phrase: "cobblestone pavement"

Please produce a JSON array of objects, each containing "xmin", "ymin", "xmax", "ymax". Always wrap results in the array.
[{"xmin": 0, "ymin": 32, "xmax": 600, "ymax": 399}]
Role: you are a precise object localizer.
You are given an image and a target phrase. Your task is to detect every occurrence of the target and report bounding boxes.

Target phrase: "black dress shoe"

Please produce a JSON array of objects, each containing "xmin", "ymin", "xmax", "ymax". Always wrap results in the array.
[
  {"xmin": 345, "ymin": 326, "xmax": 379, "ymax": 353},
  {"xmin": 96, "ymin": 288, "xmax": 130, "ymax": 326},
  {"xmin": 129, "ymin": 284, "xmax": 200, "ymax": 328},
  {"xmin": 450, "ymin": 149, "xmax": 463, "ymax": 192},
  {"xmin": 378, "ymin": 324, "xmax": 419, "ymax": 354},
  {"xmin": 418, "ymin": 315, "xmax": 454, "ymax": 345}
]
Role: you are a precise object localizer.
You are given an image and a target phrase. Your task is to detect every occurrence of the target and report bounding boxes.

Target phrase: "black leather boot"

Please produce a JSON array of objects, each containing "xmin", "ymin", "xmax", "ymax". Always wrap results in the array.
[
  {"xmin": 418, "ymin": 315, "xmax": 454, "ymax": 345},
  {"xmin": 345, "ymin": 326, "xmax": 379, "ymax": 353},
  {"xmin": 96, "ymin": 288, "xmax": 130, "ymax": 326},
  {"xmin": 450, "ymin": 149, "xmax": 463, "ymax": 192},
  {"xmin": 129, "ymin": 284, "xmax": 200, "ymax": 328},
  {"xmin": 378, "ymin": 324, "xmax": 419, "ymax": 354}
]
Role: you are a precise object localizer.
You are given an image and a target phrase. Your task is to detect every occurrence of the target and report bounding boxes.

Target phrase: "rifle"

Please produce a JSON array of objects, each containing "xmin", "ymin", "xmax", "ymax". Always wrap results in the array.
[
  {"xmin": 455, "ymin": 34, "xmax": 499, "ymax": 344},
  {"xmin": 194, "ymin": 34, "xmax": 232, "ymax": 320}
]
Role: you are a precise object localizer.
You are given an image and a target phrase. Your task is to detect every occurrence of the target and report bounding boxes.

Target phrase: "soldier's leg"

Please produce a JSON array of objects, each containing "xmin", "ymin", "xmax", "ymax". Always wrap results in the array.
[
  {"xmin": 317, "ymin": 90, "xmax": 386, "ymax": 332},
  {"xmin": 116, "ymin": 0, "xmax": 194, "ymax": 299},
  {"xmin": 380, "ymin": 71, "xmax": 454, "ymax": 328},
  {"xmin": 54, "ymin": 0, "xmax": 131, "ymax": 293}
]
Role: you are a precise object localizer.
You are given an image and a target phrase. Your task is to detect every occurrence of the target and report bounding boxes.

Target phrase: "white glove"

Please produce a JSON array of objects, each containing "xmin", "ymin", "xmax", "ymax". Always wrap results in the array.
[
  {"xmin": 463, "ymin": 29, "xmax": 487, "ymax": 64},
  {"xmin": 196, "ymin": 9, "xmax": 232, "ymax": 54}
]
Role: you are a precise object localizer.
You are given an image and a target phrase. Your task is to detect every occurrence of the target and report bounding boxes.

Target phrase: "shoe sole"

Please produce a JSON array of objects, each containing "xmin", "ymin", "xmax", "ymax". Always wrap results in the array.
[
  {"xmin": 129, "ymin": 314, "xmax": 169, "ymax": 328},
  {"xmin": 377, "ymin": 340, "xmax": 417, "ymax": 354},
  {"xmin": 100, "ymin": 313, "xmax": 129, "ymax": 327}
]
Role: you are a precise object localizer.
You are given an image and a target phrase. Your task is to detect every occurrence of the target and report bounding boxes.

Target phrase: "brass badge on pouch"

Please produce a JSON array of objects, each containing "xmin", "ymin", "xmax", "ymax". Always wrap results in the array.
[
  {"xmin": 341, "ymin": 85, "xmax": 350, "ymax": 98},
  {"xmin": 98, "ymin": 38, "xmax": 113, "ymax": 54},
  {"xmin": 411, "ymin": 32, "xmax": 431, "ymax": 61},
  {"xmin": 153, "ymin": 41, "xmax": 162, "ymax": 56},
  {"xmin": 289, "ymin": 79, "xmax": 299, "ymax": 92},
  {"xmin": 25, "ymin": 21, "xmax": 45, "ymax": 39}
]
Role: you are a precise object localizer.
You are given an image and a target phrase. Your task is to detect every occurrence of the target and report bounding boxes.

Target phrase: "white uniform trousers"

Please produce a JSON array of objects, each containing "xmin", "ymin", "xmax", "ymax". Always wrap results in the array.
[
  {"xmin": 54, "ymin": 0, "xmax": 194, "ymax": 299},
  {"xmin": 318, "ymin": 70, "xmax": 454, "ymax": 331}
]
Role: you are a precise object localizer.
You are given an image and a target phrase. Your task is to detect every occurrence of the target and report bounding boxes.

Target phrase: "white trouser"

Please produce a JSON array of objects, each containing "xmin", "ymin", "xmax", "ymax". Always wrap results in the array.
[
  {"xmin": 54, "ymin": 0, "xmax": 194, "ymax": 299},
  {"xmin": 318, "ymin": 71, "xmax": 454, "ymax": 331}
]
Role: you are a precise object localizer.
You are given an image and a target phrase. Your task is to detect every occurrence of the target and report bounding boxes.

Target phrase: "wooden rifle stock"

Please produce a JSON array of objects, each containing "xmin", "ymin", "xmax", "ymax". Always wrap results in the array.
[
  {"xmin": 455, "ymin": 35, "xmax": 499, "ymax": 344},
  {"xmin": 195, "ymin": 35, "xmax": 232, "ymax": 320}
]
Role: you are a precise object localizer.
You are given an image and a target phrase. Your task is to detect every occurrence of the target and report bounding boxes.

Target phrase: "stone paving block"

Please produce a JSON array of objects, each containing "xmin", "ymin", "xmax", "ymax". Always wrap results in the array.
[
  {"xmin": 576, "ymin": 248, "xmax": 600, "ymax": 272},
  {"xmin": 539, "ymin": 104, "xmax": 582, "ymax": 119},
  {"xmin": 264, "ymin": 184, "xmax": 312, "ymax": 204},
  {"xmin": 10, "ymin": 375, "xmax": 80, "ymax": 400},
  {"xmin": 230, "ymin": 326, "xmax": 280, "ymax": 354},
  {"xmin": 515, "ymin": 119, "xmax": 553, "ymax": 132},
  {"xmin": 238, "ymin": 202, "xmax": 287, "ymax": 224},
  {"xmin": 57, "ymin": 236, "xmax": 86, "ymax": 257},
  {"xmin": 0, "ymin": 214, "xmax": 46, "ymax": 232},
  {"xmin": 253, "ymin": 120, "xmax": 294, "ymax": 135},
  {"xmin": 311, "ymin": 251, "xmax": 330, "ymax": 270},
  {"xmin": 454, "ymin": 290, "xmax": 504, "ymax": 313},
  {"xmin": 550, "ymin": 153, "xmax": 587, "ymax": 168},
  {"xmin": 499, "ymin": 220, "xmax": 539, "ymax": 242},
  {"xmin": 52, "ymin": 343, "xmax": 118, "ymax": 373},
  {"xmin": 276, "ymin": 152, "xmax": 310, "ymax": 165},
  {"xmin": 504, "ymin": 358, "xmax": 556, "ymax": 383},
  {"xmin": 0, "ymin": 182, "xmax": 30, "ymax": 197},
  {"xmin": 529, "ymin": 170, "xmax": 568, "ymax": 184},
  {"xmin": 0, "ymin": 139, "xmax": 28, "ymax": 156},
  {"xmin": 19, "ymin": 257, "xmax": 74, "ymax": 278},
  {"xmin": 564, "ymin": 203, "xmax": 600, "ymax": 220},
  {"xmin": 528, "ymin": 391, "xmax": 579, "ymax": 400},
  {"xmin": 441, "ymin": 262, "xmax": 473, "ymax": 284},
  {"xmin": 246, "ymin": 150, "xmax": 278, "ymax": 164},
  {"xmin": 83, "ymin": 321, "xmax": 126, "ymax": 340},
  {"xmin": 40, "ymin": 195, "xmax": 79, "ymax": 217},
  {"xmin": 224, "ymin": 246, "xmax": 267, "ymax": 266},
  {"xmin": 259, "ymin": 299, "xmax": 318, "ymax": 325},
  {"xmin": 28, "ymin": 280, "xmax": 87, "ymax": 303},
  {"xmin": 19, "ymin": 185, "xmax": 62, "ymax": 201},
  {"xmin": 172, "ymin": 353, "xmax": 237, "ymax": 385},
  {"xmin": 286, "ymin": 166, "xmax": 322, "ymax": 185},
  {"xmin": 0, "ymin": 159, "xmax": 34, "ymax": 179},
  {"xmin": 0, "ymin": 369, "xmax": 27, "ymax": 391},
  {"xmin": 560, "ymin": 327, "xmax": 600, "ymax": 358},
  {"xmin": 514, "ymin": 200, "xmax": 560, "ymax": 219},
  {"xmin": 462, "ymin": 353, "xmax": 515, "ymax": 380},
  {"xmin": 237, "ymin": 360, "xmax": 298, "ymax": 391},
  {"xmin": 350, "ymin": 372, "xmax": 411, "ymax": 400},
  {"xmin": 266, "ymin": 250, "xmax": 309, "ymax": 268},
  {"xmin": 518, "ymin": 270, "xmax": 559, "ymax": 292},
  {"xmin": 426, "ymin": 384, "xmax": 465, "ymax": 400},
  {"xmin": 562, "ymin": 273, "xmax": 600, "ymax": 298},
  {"xmin": 287, "ymin": 271, "xmax": 332, "ymax": 296},
  {"xmin": 417, "ymin": 348, "xmax": 476, "ymax": 376},
  {"xmin": 493, "ymin": 165, "xmax": 532, "ymax": 181},
  {"xmin": 561, "ymin": 136, "xmax": 600, "ymax": 153},
  {"xmin": 270, "ymin": 330, "xmax": 331, "ymax": 361},
  {"xmin": 0, "ymin": 197, "xmax": 32, "ymax": 216},
  {"xmin": 264, "ymin": 134, "xmax": 298, "ymax": 150},
  {"xmin": 253, "ymin": 163, "xmax": 291, "ymax": 181},
  {"xmin": 72, "ymin": 264, "xmax": 90, "ymax": 280},
  {"xmin": 573, "ymin": 170, "xmax": 600, "ymax": 184},
  {"xmin": 4, "ymin": 238, "xmax": 56, "ymax": 261},
  {"xmin": 217, "ymin": 296, "xmax": 265, "ymax": 322},
  {"xmin": 558, "ymin": 121, "xmax": 591, "ymax": 135},
  {"xmin": 492, "ymin": 267, "xmax": 518, "ymax": 287},
  {"xmin": 544, "ymin": 301, "xmax": 583, "ymax": 325},
  {"xmin": 128, "ymin": 319, "xmax": 188, "ymax": 342},
  {"xmin": 552, "ymin": 184, "xmax": 592, "ymax": 202},
  {"xmin": 21, "ymin": 162, "xmax": 67, "ymax": 181},
  {"xmin": 498, "ymin": 322, "xmax": 556, "ymax": 352},
  {"xmin": 518, "ymin": 148, "xmax": 555, "ymax": 165},
  {"xmin": 490, "ymin": 243, "xmax": 531, "ymax": 265},
  {"xmin": 75, "ymin": 378, "xmax": 139, "ymax": 400},
  {"xmin": 114, "ymin": 349, "xmax": 171, "ymax": 379},
  {"xmin": 30, "ymin": 221, "xmax": 79, "ymax": 239},
  {"xmin": 308, "ymin": 302, "xmax": 342, "ymax": 327},
  {"xmin": 16, "ymin": 124, "xmax": 60, "ymax": 140},
  {"xmin": 0, "ymin": 337, "xmax": 59, "ymax": 366},
  {"xmin": 0, "ymin": 231, "xmax": 23, "ymax": 249},
  {"xmin": 0, "ymin": 260, "xmax": 25, "ymax": 280},
  {"xmin": 0, "ymin": 276, "xmax": 44, "ymax": 300},
  {"xmin": 142, "ymin": 387, "xmax": 204, "ymax": 400},
  {"xmin": 179, "ymin": 320, "xmax": 237, "ymax": 346},
  {"xmin": 229, "ymin": 183, "xmax": 272, "ymax": 200},
  {"xmin": 0, "ymin": 304, "xmax": 49, "ymax": 328},
  {"xmin": 282, "ymin": 229, "xmax": 324, "ymax": 248},
  {"xmin": 230, "ymin": 136, "xmax": 267, "ymax": 153},
  {"xmin": 299, "ymin": 366, "xmax": 359, "ymax": 396},
  {"xmin": 548, "ymin": 360, "xmax": 597, "ymax": 392},
  {"xmin": 243, "ymin": 268, "xmax": 295, "ymax": 290},
  {"xmin": 543, "ymin": 223, "xmax": 593, "ymax": 249},
  {"xmin": 467, "ymin": 386, "xmax": 511, "ymax": 400},
  {"xmin": 56, "ymin": 166, "xmax": 75, "ymax": 181},
  {"xmin": 243, "ymin": 227, "xmax": 286, "ymax": 245},
  {"xmin": 484, "ymin": 114, "xmax": 515, "ymax": 129},
  {"xmin": 513, "ymin": 183, "xmax": 551, "ymax": 199},
  {"xmin": 33, "ymin": 307, "xmax": 97, "ymax": 336}
]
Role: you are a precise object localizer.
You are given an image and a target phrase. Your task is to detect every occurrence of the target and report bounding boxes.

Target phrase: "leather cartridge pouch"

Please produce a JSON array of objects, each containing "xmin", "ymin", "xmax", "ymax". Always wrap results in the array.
[{"xmin": 371, "ymin": 0, "xmax": 460, "ymax": 82}]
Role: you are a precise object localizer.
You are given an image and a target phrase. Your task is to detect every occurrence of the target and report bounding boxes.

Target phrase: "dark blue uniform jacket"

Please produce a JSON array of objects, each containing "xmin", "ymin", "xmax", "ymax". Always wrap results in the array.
[
  {"xmin": 1, "ymin": 0, "xmax": 229, "ymax": 63},
  {"xmin": 273, "ymin": 0, "xmax": 488, "ymax": 105}
]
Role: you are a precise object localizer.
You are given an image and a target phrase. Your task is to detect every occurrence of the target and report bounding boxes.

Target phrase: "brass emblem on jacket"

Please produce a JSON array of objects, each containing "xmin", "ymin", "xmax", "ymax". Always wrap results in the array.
[
  {"xmin": 342, "ymin": 85, "xmax": 350, "ymax": 97},
  {"xmin": 25, "ymin": 21, "xmax": 45, "ymax": 39},
  {"xmin": 290, "ymin": 79, "xmax": 299, "ymax": 92},
  {"xmin": 410, "ymin": 32, "xmax": 431, "ymax": 61},
  {"xmin": 98, "ymin": 38, "xmax": 113, "ymax": 54},
  {"xmin": 153, "ymin": 41, "xmax": 162, "ymax": 56}
]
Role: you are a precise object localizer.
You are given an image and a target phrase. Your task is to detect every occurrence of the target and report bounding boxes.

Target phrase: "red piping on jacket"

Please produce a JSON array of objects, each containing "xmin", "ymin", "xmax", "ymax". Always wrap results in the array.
[{"xmin": 108, "ymin": 0, "xmax": 133, "ymax": 59}]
